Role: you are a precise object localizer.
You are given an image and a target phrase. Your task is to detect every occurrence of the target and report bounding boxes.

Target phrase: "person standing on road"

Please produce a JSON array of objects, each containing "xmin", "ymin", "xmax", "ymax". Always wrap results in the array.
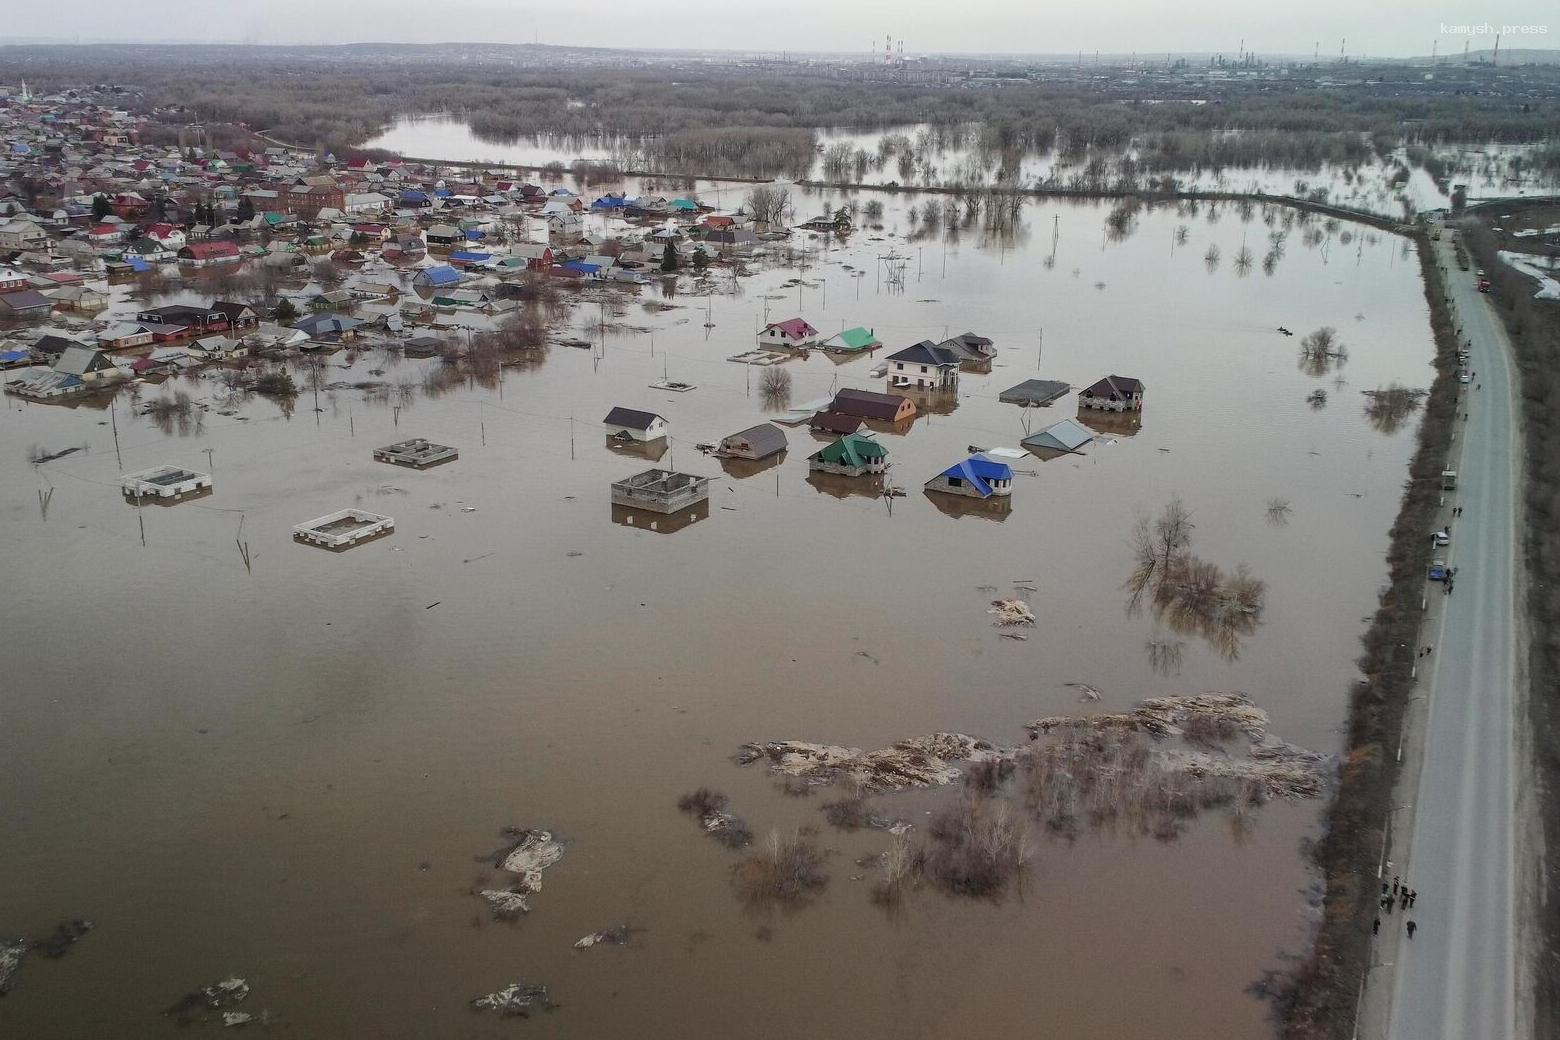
[
  {"xmin": 1407, "ymin": 920, "xmax": 1418, "ymax": 940},
  {"xmin": 1374, "ymin": 917, "xmax": 1382, "ymax": 935},
  {"xmin": 1408, "ymin": 890, "xmax": 1417, "ymax": 908},
  {"xmin": 1393, "ymin": 876, "xmax": 1401, "ymax": 896}
]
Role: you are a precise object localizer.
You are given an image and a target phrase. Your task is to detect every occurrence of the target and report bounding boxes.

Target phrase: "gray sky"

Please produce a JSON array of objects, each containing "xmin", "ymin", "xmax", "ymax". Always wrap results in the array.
[{"xmin": 5, "ymin": 0, "xmax": 1557, "ymax": 58}]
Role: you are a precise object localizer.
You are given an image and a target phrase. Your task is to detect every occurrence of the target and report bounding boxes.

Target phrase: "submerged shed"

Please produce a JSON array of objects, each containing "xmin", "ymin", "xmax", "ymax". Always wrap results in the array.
[
  {"xmin": 719, "ymin": 423, "xmax": 788, "ymax": 461},
  {"xmin": 1021, "ymin": 418, "xmax": 1093, "ymax": 454}
]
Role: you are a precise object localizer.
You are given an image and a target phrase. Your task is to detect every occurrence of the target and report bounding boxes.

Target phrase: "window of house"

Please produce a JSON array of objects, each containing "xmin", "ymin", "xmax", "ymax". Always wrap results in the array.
[{"xmin": 948, "ymin": 476, "xmax": 963, "ymax": 487}]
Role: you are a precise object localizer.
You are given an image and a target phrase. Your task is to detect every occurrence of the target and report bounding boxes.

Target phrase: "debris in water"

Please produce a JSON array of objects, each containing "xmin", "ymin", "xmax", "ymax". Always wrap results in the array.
[
  {"xmin": 0, "ymin": 940, "xmax": 26, "ymax": 995},
  {"xmin": 987, "ymin": 600, "xmax": 1036, "ymax": 626},
  {"xmin": 223, "ymin": 1011, "xmax": 254, "ymax": 1027},
  {"xmin": 30, "ymin": 919, "xmax": 91, "ymax": 959},
  {"xmin": 470, "ymin": 981, "xmax": 551, "ymax": 1017},
  {"xmin": 477, "ymin": 828, "xmax": 565, "ymax": 918},
  {"xmin": 165, "ymin": 977, "xmax": 250, "ymax": 1026},
  {"xmin": 677, "ymin": 788, "xmax": 753, "ymax": 848},
  {"xmin": 574, "ymin": 926, "xmax": 637, "ymax": 949},
  {"xmin": 1066, "ymin": 682, "xmax": 1103, "ymax": 702},
  {"xmin": 853, "ymin": 650, "xmax": 880, "ymax": 665},
  {"xmin": 998, "ymin": 632, "xmax": 1028, "ymax": 641},
  {"xmin": 737, "ymin": 733, "xmax": 1011, "ymax": 793},
  {"xmin": 0, "ymin": 919, "xmax": 93, "ymax": 995},
  {"xmin": 479, "ymin": 890, "xmax": 532, "ymax": 919}
]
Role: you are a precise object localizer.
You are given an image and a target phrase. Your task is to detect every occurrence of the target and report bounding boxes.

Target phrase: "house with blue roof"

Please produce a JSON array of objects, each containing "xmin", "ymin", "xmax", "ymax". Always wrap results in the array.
[
  {"xmin": 413, "ymin": 265, "xmax": 462, "ymax": 288},
  {"xmin": 925, "ymin": 456, "xmax": 1013, "ymax": 500}
]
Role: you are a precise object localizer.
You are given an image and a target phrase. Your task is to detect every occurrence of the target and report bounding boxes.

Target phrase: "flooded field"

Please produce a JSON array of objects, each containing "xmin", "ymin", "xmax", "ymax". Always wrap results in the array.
[
  {"xmin": 0, "ymin": 188, "xmax": 1438, "ymax": 1036},
  {"xmin": 364, "ymin": 115, "xmax": 1560, "ymax": 215}
]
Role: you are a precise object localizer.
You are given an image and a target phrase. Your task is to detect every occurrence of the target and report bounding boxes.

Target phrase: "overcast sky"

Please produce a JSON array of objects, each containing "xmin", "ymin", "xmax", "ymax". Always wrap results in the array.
[{"xmin": 5, "ymin": 0, "xmax": 1556, "ymax": 57}]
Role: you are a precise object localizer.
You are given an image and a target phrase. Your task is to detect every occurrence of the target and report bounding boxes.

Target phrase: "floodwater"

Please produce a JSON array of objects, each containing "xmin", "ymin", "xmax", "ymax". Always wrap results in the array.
[
  {"xmin": 363, "ymin": 116, "xmax": 1559, "ymax": 216},
  {"xmin": 0, "ymin": 187, "xmax": 1438, "ymax": 1037}
]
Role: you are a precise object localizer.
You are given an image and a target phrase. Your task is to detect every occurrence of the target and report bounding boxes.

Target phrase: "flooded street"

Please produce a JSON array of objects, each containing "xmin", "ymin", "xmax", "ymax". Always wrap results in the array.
[{"xmin": 1, "ymin": 190, "xmax": 1436, "ymax": 1036}]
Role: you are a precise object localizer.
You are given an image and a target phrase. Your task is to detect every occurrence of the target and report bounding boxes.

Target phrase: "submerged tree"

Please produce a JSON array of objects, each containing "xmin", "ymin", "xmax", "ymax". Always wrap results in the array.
[{"xmin": 1298, "ymin": 326, "xmax": 1348, "ymax": 377}]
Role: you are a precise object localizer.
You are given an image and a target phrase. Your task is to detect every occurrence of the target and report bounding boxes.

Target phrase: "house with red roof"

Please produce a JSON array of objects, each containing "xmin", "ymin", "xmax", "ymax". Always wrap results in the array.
[
  {"xmin": 86, "ymin": 223, "xmax": 122, "ymax": 245},
  {"xmin": 143, "ymin": 223, "xmax": 186, "ymax": 249},
  {"xmin": 178, "ymin": 241, "xmax": 242, "ymax": 267},
  {"xmin": 757, "ymin": 317, "xmax": 819, "ymax": 350}
]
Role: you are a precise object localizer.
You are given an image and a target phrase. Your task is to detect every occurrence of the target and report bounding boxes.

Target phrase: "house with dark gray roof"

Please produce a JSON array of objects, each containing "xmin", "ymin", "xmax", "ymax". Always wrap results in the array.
[
  {"xmin": 886, "ymin": 340, "xmax": 960, "ymax": 389},
  {"xmin": 719, "ymin": 423, "xmax": 788, "ymax": 460},
  {"xmin": 1079, "ymin": 374, "xmax": 1144, "ymax": 413},
  {"xmin": 603, "ymin": 406, "xmax": 668, "ymax": 442}
]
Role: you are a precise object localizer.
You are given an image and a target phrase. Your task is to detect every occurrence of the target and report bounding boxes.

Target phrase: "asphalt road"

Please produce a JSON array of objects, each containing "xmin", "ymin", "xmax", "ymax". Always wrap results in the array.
[{"xmin": 1384, "ymin": 238, "xmax": 1520, "ymax": 1040}]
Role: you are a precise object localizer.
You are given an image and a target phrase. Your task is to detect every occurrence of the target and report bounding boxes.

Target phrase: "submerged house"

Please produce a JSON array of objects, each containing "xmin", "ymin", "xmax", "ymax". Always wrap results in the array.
[
  {"xmin": 1021, "ymin": 417, "xmax": 1093, "ymax": 454},
  {"xmin": 757, "ymin": 318, "xmax": 819, "ymax": 350},
  {"xmin": 925, "ymin": 456, "xmax": 1014, "ymax": 500},
  {"xmin": 821, "ymin": 326, "xmax": 881, "ymax": 354},
  {"xmin": 939, "ymin": 331, "xmax": 997, "ymax": 366},
  {"xmin": 610, "ymin": 468, "xmax": 710, "ymax": 515},
  {"xmin": 808, "ymin": 432, "xmax": 888, "ymax": 477},
  {"xmin": 719, "ymin": 423, "xmax": 788, "ymax": 461},
  {"xmin": 603, "ymin": 406, "xmax": 668, "ymax": 443},
  {"xmin": 998, "ymin": 378, "xmax": 1070, "ymax": 407},
  {"xmin": 1079, "ymin": 374, "xmax": 1144, "ymax": 413},
  {"xmin": 829, "ymin": 387, "xmax": 916, "ymax": 424},
  {"xmin": 886, "ymin": 340, "xmax": 960, "ymax": 390}
]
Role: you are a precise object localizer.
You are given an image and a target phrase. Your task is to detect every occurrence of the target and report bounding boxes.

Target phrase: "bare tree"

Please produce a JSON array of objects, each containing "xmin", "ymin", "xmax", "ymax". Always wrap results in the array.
[{"xmin": 744, "ymin": 185, "xmax": 793, "ymax": 227}]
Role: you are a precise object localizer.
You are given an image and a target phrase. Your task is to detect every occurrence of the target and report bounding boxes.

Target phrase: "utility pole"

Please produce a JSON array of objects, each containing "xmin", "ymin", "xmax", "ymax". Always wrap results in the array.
[{"xmin": 110, "ymin": 399, "xmax": 122, "ymax": 467}]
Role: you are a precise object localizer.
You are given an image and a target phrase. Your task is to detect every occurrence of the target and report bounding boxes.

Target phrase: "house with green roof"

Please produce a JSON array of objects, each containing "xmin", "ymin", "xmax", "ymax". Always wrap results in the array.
[
  {"xmin": 808, "ymin": 432, "xmax": 888, "ymax": 477},
  {"xmin": 821, "ymin": 326, "xmax": 882, "ymax": 354}
]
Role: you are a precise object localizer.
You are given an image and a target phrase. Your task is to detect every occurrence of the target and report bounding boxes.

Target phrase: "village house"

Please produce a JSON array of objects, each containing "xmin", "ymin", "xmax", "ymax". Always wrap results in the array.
[
  {"xmin": 0, "ymin": 218, "xmax": 48, "ymax": 251},
  {"xmin": 939, "ymin": 331, "xmax": 997, "ymax": 366},
  {"xmin": 211, "ymin": 301, "xmax": 260, "ymax": 328},
  {"xmin": 137, "ymin": 304, "xmax": 229, "ymax": 335},
  {"xmin": 820, "ymin": 326, "xmax": 881, "ymax": 354},
  {"xmin": 925, "ymin": 456, "xmax": 1014, "ymax": 499},
  {"xmin": 757, "ymin": 317, "xmax": 819, "ymax": 350},
  {"xmin": 178, "ymin": 241, "xmax": 242, "ymax": 267},
  {"xmin": 1079, "ymin": 374, "xmax": 1145, "ymax": 412},
  {"xmin": 719, "ymin": 423, "xmax": 788, "ymax": 461},
  {"xmin": 0, "ymin": 289, "xmax": 53, "ymax": 318},
  {"xmin": 808, "ymin": 432, "xmax": 888, "ymax": 476},
  {"xmin": 0, "ymin": 266, "xmax": 29, "ymax": 292},
  {"xmin": 829, "ymin": 387, "xmax": 917, "ymax": 424},
  {"xmin": 97, "ymin": 322, "xmax": 155, "ymax": 350},
  {"xmin": 886, "ymin": 340, "xmax": 961, "ymax": 389},
  {"xmin": 142, "ymin": 222, "xmax": 186, "ymax": 249},
  {"xmin": 603, "ymin": 406, "xmax": 669, "ymax": 443},
  {"xmin": 808, "ymin": 410, "xmax": 865, "ymax": 436},
  {"xmin": 54, "ymin": 344, "xmax": 119, "ymax": 382},
  {"xmin": 343, "ymin": 191, "xmax": 392, "ymax": 215}
]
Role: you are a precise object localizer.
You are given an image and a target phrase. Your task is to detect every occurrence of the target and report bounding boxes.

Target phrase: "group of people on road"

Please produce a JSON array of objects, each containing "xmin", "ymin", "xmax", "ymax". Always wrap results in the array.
[{"xmin": 1376, "ymin": 876, "xmax": 1420, "ymax": 940}]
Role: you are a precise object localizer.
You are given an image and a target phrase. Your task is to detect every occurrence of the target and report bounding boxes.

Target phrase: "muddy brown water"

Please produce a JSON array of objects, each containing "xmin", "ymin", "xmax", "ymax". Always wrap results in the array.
[{"xmin": 0, "ymin": 190, "xmax": 1434, "ymax": 1037}]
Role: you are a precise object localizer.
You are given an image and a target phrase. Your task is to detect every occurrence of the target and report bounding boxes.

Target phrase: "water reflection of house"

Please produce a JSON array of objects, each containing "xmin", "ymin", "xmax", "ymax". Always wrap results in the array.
[
  {"xmin": 1077, "ymin": 408, "xmax": 1143, "ymax": 438},
  {"xmin": 924, "ymin": 491, "xmax": 1013, "ymax": 522},
  {"xmin": 1079, "ymin": 374, "xmax": 1144, "ymax": 413},
  {"xmin": 611, "ymin": 499, "xmax": 709, "ymax": 534},
  {"xmin": 806, "ymin": 470, "xmax": 887, "ymax": 500},
  {"xmin": 896, "ymin": 384, "xmax": 958, "ymax": 417},
  {"xmin": 720, "ymin": 453, "xmax": 785, "ymax": 479}
]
